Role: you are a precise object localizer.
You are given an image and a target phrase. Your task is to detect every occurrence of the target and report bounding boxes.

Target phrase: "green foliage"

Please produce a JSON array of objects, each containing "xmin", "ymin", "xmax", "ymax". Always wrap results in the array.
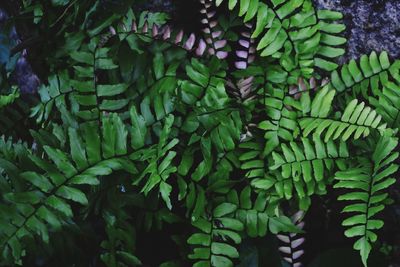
[
  {"xmin": 0, "ymin": 0, "xmax": 399, "ymax": 266},
  {"xmin": 0, "ymin": 89, "xmax": 19, "ymax": 109},
  {"xmin": 334, "ymin": 136, "xmax": 399, "ymax": 266},
  {"xmin": 216, "ymin": 0, "xmax": 346, "ymax": 77},
  {"xmin": 188, "ymin": 203, "xmax": 244, "ymax": 267}
]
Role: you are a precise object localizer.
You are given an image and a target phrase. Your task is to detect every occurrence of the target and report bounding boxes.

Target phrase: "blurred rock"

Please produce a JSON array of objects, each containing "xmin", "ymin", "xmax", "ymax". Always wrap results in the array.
[
  {"xmin": 0, "ymin": 8, "xmax": 40, "ymax": 94},
  {"xmin": 313, "ymin": 0, "xmax": 400, "ymax": 61}
]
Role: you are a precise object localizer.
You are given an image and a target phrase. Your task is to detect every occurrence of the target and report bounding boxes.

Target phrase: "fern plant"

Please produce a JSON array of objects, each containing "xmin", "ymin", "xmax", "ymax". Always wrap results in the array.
[{"xmin": 0, "ymin": 0, "xmax": 399, "ymax": 266}]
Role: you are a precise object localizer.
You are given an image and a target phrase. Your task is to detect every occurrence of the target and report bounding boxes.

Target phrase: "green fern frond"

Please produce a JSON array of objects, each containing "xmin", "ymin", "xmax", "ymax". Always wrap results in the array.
[
  {"xmin": 271, "ymin": 135, "xmax": 349, "ymax": 199},
  {"xmin": 334, "ymin": 136, "xmax": 399, "ymax": 267},
  {"xmin": 0, "ymin": 112, "xmax": 136, "ymax": 265},
  {"xmin": 258, "ymin": 84, "xmax": 299, "ymax": 155},
  {"xmin": 187, "ymin": 202, "xmax": 243, "ymax": 267},
  {"xmin": 215, "ymin": 0, "xmax": 345, "ymax": 75},
  {"xmin": 239, "ymin": 140, "xmax": 272, "ymax": 189},
  {"xmin": 301, "ymin": 88, "xmax": 387, "ymax": 141},
  {"xmin": 0, "ymin": 89, "xmax": 19, "ymax": 110},
  {"xmin": 372, "ymin": 79, "xmax": 400, "ymax": 129},
  {"xmin": 133, "ymin": 114, "xmax": 179, "ymax": 209},
  {"xmin": 369, "ymin": 60, "xmax": 400, "ymax": 129},
  {"xmin": 226, "ymin": 186, "xmax": 300, "ymax": 237},
  {"xmin": 101, "ymin": 208, "xmax": 142, "ymax": 267},
  {"xmin": 331, "ymin": 51, "xmax": 394, "ymax": 98}
]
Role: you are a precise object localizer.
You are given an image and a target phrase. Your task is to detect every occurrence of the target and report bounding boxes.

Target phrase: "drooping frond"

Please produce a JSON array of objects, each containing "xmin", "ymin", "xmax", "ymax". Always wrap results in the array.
[
  {"xmin": 132, "ymin": 114, "xmax": 179, "ymax": 209},
  {"xmin": 187, "ymin": 203, "xmax": 244, "ymax": 266},
  {"xmin": 115, "ymin": 8, "xmax": 228, "ymax": 60},
  {"xmin": 372, "ymin": 76, "xmax": 400, "ymax": 129},
  {"xmin": 334, "ymin": 136, "xmax": 399, "ymax": 267}
]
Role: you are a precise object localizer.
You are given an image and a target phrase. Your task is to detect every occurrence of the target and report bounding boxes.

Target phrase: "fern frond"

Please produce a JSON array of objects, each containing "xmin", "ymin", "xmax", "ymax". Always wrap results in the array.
[
  {"xmin": 215, "ymin": 0, "xmax": 346, "ymax": 75},
  {"xmin": 132, "ymin": 115, "xmax": 179, "ymax": 209},
  {"xmin": 331, "ymin": 51, "xmax": 394, "ymax": 98},
  {"xmin": 199, "ymin": 0, "xmax": 229, "ymax": 59},
  {"xmin": 0, "ymin": 89, "xmax": 19, "ymax": 110},
  {"xmin": 258, "ymin": 83, "xmax": 299, "ymax": 155},
  {"xmin": 188, "ymin": 202, "xmax": 243, "ymax": 266},
  {"xmin": 372, "ymin": 78, "xmax": 400, "ymax": 129},
  {"xmin": 369, "ymin": 60, "xmax": 400, "ymax": 129},
  {"xmin": 234, "ymin": 22, "xmax": 256, "ymax": 70},
  {"xmin": 179, "ymin": 58, "xmax": 243, "ymax": 162},
  {"xmin": 328, "ymin": 52, "xmax": 400, "ymax": 129},
  {"xmin": 271, "ymin": 135, "xmax": 349, "ymax": 200},
  {"xmin": 100, "ymin": 203, "xmax": 142, "ymax": 267},
  {"xmin": 301, "ymin": 88, "xmax": 387, "ymax": 141},
  {"xmin": 0, "ymin": 112, "xmax": 137, "ymax": 265},
  {"xmin": 33, "ymin": 44, "xmax": 128, "ymax": 124},
  {"xmin": 227, "ymin": 187, "xmax": 300, "ymax": 237},
  {"xmin": 239, "ymin": 140, "xmax": 272, "ymax": 189},
  {"xmin": 334, "ymin": 136, "xmax": 399, "ymax": 266}
]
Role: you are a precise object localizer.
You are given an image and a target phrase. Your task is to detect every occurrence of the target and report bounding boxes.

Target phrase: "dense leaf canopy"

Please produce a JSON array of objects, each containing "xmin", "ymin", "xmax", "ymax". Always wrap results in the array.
[{"xmin": 0, "ymin": 0, "xmax": 399, "ymax": 266}]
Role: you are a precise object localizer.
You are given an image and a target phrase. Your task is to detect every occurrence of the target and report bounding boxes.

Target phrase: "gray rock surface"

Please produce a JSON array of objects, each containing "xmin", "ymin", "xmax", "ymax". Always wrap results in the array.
[{"xmin": 313, "ymin": 0, "xmax": 400, "ymax": 61}]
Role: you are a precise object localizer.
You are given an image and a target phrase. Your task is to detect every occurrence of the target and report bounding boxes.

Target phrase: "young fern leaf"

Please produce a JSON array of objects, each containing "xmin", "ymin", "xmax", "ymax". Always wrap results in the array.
[
  {"xmin": 301, "ymin": 87, "xmax": 387, "ymax": 142},
  {"xmin": 226, "ymin": 22, "xmax": 256, "ymax": 100},
  {"xmin": 226, "ymin": 76, "xmax": 256, "ymax": 100},
  {"xmin": 187, "ymin": 203, "xmax": 244, "ymax": 267},
  {"xmin": 234, "ymin": 22, "xmax": 256, "ymax": 70},
  {"xmin": 277, "ymin": 211, "xmax": 305, "ymax": 267},
  {"xmin": 334, "ymin": 136, "xmax": 399, "ymax": 267},
  {"xmin": 118, "ymin": 7, "xmax": 229, "ymax": 59},
  {"xmin": 199, "ymin": 0, "xmax": 229, "ymax": 59},
  {"xmin": 126, "ymin": 19, "xmax": 222, "ymax": 58}
]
